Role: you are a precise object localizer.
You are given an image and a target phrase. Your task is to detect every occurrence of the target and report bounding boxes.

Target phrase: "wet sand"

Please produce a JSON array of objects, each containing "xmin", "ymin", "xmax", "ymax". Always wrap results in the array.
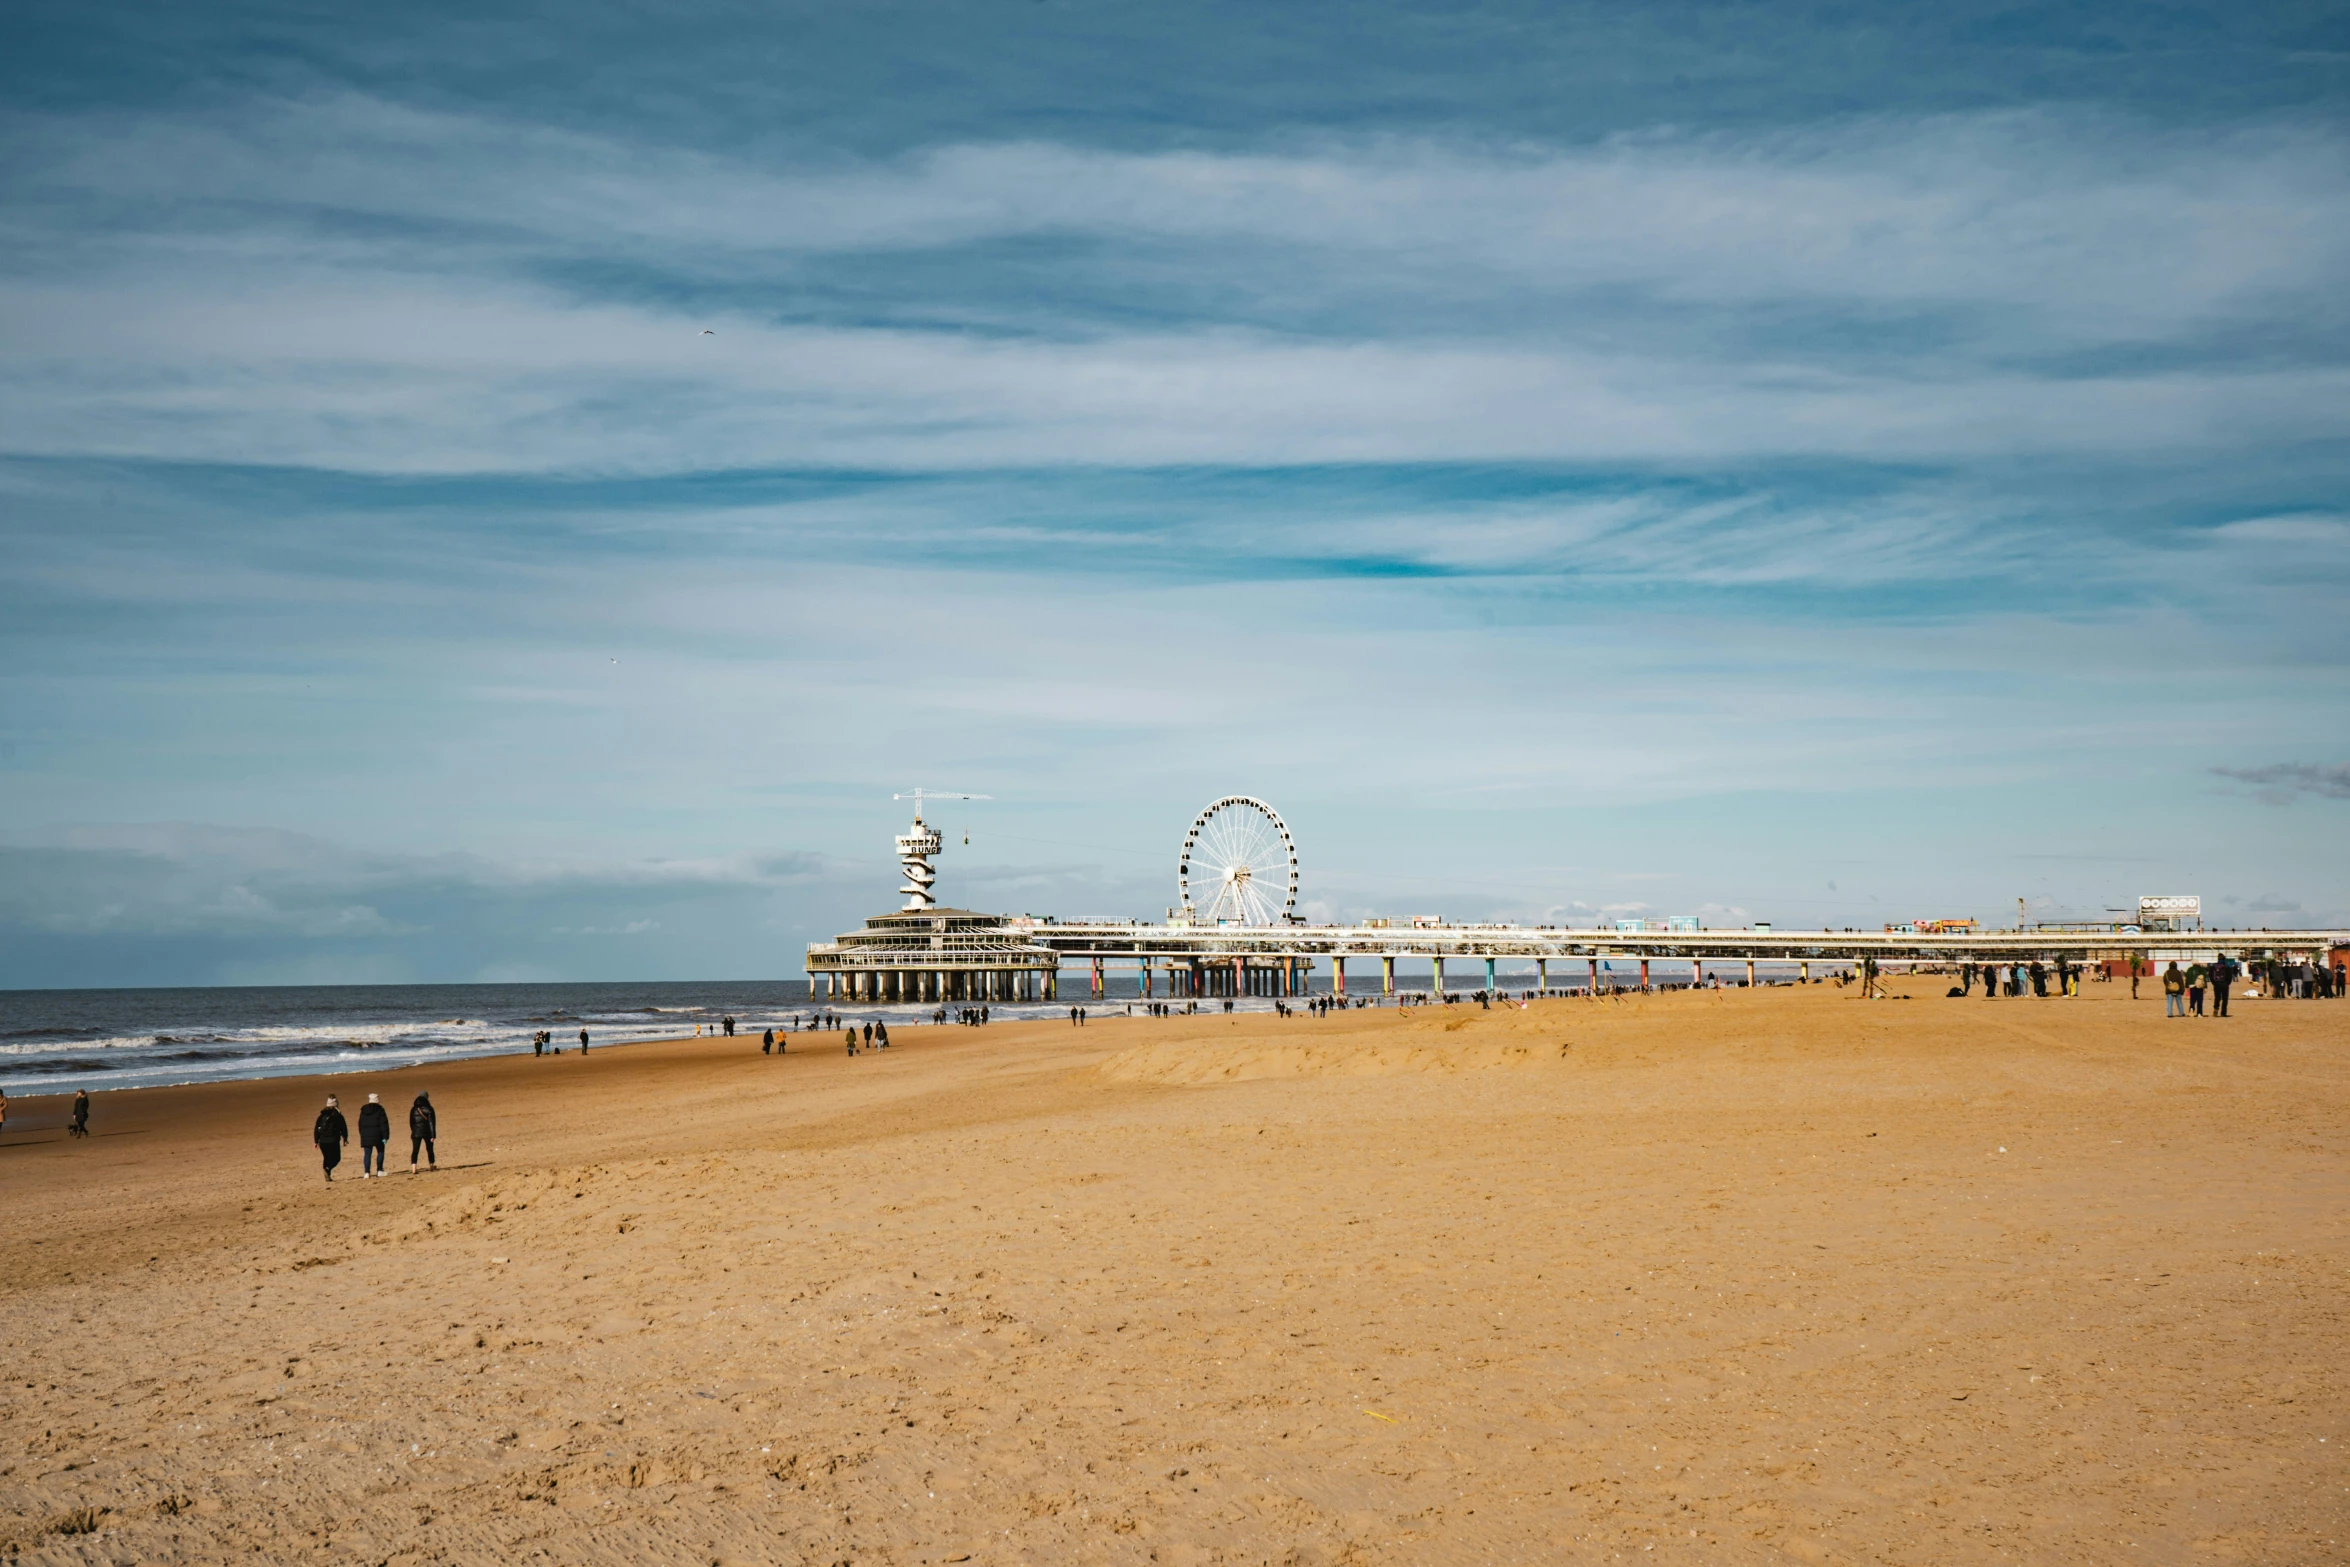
[{"xmin": 1, "ymin": 980, "xmax": 2345, "ymax": 1564}]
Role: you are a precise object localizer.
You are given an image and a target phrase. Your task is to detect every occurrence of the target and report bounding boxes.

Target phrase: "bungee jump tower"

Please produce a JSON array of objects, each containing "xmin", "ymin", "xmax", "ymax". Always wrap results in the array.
[{"xmin": 803, "ymin": 808, "xmax": 1059, "ymax": 1004}]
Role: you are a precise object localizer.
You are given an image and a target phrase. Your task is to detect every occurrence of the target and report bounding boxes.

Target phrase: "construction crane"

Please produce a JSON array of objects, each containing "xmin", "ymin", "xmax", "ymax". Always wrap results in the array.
[
  {"xmin": 889, "ymin": 790, "xmax": 992, "ymax": 909},
  {"xmin": 893, "ymin": 788, "xmax": 991, "ymax": 843}
]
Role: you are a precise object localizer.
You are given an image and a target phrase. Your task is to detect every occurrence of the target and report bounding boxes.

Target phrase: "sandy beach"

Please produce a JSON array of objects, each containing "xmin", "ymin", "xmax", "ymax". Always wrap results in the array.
[{"xmin": 2, "ymin": 980, "xmax": 2344, "ymax": 1564}]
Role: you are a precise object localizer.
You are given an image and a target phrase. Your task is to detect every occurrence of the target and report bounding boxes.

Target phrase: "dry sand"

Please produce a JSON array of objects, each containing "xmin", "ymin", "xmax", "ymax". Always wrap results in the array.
[{"xmin": 1, "ymin": 981, "xmax": 2345, "ymax": 1565}]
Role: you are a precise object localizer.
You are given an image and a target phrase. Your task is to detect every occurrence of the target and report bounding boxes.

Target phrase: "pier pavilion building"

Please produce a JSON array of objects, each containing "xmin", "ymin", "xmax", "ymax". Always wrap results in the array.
[{"xmin": 803, "ymin": 812, "xmax": 1058, "ymax": 1004}]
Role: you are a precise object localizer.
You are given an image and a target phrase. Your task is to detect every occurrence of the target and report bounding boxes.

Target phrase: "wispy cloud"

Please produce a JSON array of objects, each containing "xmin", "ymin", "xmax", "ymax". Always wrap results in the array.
[
  {"xmin": 0, "ymin": 824, "xmax": 830, "ymax": 940},
  {"xmin": 2212, "ymin": 762, "xmax": 2350, "ymax": 801},
  {"xmin": 5, "ymin": 100, "xmax": 2347, "ymax": 476}
]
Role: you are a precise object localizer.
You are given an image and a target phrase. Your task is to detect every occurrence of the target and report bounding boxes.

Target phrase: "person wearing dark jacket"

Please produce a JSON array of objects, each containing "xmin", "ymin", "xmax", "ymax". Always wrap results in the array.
[
  {"xmin": 357, "ymin": 1093, "xmax": 391, "ymax": 1178},
  {"xmin": 314, "ymin": 1095, "xmax": 349, "ymax": 1182},
  {"xmin": 2209, "ymin": 954, "xmax": 2236, "ymax": 1018},
  {"xmin": 408, "ymin": 1092, "xmax": 438, "ymax": 1172},
  {"xmin": 69, "ymin": 1088, "xmax": 91, "ymax": 1138}
]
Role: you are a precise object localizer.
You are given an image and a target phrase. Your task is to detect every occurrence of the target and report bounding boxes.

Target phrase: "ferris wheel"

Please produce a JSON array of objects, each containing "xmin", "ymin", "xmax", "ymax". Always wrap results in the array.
[{"xmin": 1179, "ymin": 796, "xmax": 1299, "ymax": 926}]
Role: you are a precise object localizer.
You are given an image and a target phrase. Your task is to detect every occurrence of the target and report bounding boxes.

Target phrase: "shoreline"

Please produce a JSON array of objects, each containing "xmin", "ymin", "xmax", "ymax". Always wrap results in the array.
[{"xmin": 0, "ymin": 1017, "xmax": 900, "ymax": 1137}]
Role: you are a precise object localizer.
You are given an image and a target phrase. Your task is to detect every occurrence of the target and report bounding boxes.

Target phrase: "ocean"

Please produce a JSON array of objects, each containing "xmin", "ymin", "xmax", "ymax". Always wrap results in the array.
[{"xmin": 0, "ymin": 978, "xmax": 1319, "ymax": 1097}]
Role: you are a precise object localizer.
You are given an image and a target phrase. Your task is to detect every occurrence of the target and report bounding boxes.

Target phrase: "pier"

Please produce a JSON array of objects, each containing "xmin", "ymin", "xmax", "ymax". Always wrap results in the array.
[{"xmin": 806, "ymin": 800, "xmax": 2349, "ymax": 1001}]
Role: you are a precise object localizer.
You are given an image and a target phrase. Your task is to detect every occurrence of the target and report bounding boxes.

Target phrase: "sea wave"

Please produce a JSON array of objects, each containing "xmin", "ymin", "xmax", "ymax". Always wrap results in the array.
[{"xmin": 0, "ymin": 985, "xmax": 1202, "ymax": 1096}]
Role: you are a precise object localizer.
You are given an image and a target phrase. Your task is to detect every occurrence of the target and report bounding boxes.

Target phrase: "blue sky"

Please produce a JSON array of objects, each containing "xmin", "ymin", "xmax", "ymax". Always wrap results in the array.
[{"xmin": 2, "ymin": 0, "xmax": 2346, "ymax": 986}]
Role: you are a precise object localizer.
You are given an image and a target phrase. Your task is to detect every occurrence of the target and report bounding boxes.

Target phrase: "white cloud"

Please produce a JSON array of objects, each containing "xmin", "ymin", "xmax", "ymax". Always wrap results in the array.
[
  {"xmin": 3, "ymin": 99, "xmax": 2346, "ymax": 475},
  {"xmin": 2210, "ymin": 513, "xmax": 2350, "ymax": 549},
  {"xmin": 0, "ymin": 824, "xmax": 831, "ymax": 939}
]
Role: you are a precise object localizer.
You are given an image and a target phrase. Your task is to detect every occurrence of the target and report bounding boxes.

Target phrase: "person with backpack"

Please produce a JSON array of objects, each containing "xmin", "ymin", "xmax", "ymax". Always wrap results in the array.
[
  {"xmin": 355, "ymin": 1093, "xmax": 391, "ymax": 1177},
  {"xmin": 408, "ymin": 1092, "xmax": 438, "ymax": 1172},
  {"xmin": 2209, "ymin": 954, "xmax": 2237, "ymax": 1018},
  {"xmin": 2163, "ymin": 961, "xmax": 2185, "ymax": 1017},
  {"xmin": 314, "ymin": 1095, "xmax": 349, "ymax": 1182}
]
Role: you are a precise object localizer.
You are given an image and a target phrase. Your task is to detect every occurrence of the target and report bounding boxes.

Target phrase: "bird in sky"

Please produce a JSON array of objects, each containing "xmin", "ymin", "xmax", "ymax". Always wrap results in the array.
[{"xmin": 700, "ymin": 329, "xmax": 714, "ymax": 336}]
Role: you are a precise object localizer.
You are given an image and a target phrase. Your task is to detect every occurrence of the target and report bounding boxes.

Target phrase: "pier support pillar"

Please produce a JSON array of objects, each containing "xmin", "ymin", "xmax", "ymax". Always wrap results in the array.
[
  {"xmin": 1537, "ymin": 958, "xmax": 1548, "ymax": 993},
  {"xmin": 1746, "ymin": 958, "xmax": 1756, "ymax": 989},
  {"xmin": 1588, "ymin": 956, "xmax": 1599, "ymax": 994},
  {"xmin": 1432, "ymin": 955, "xmax": 1445, "ymax": 998},
  {"xmin": 1381, "ymin": 955, "xmax": 1394, "ymax": 994},
  {"xmin": 1484, "ymin": 956, "xmax": 1496, "ymax": 994},
  {"xmin": 1333, "ymin": 956, "xmax": 1346, "ymax": 995},
  {"xmin": 1801, "ymin": 960, "xmax": 1811, "ymax": 985},
  {"xmin": 1091, "ymin": 958, "xmax": 1103, "ymax": 999},
  {"xmin": 1639, "ymin": 958, "xmax": 1650, "ymax": 991},
  {"xmin": 1233, "ymin": 956, "xmax": 1244, "ymax": 998}
]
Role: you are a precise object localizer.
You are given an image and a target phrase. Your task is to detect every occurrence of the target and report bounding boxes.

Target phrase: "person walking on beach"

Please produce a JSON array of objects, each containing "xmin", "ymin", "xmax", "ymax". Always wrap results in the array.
[
  {"xmin": 2210, "ymin": 954, "xmax": 2236, "ymax": 1018},
  {"xmin": 578, "ymin": 1028, "xmax": 589, "ymax": 1054},
  {"xmin": 861, "ymin": 1021, "xmax": 874, "ymax": 1051},
  {"xmin": 845, "ymin": 1026, "xmax": 858, "ymax": 1056},
  {"xmin": 357, "ymin": 1093, "xmax": 390, "ymax": 1178},
  {"xmin": 68, "ymin": 1089, "xmax": 91, "ymax": 1138},
  {"xmin": 314, "ymin": 1095, "xmax": 349, "ymax": 1182},
  {"xmin": 762, "ymin": 1027, "xmax": 774, "ymax": 1054},
  {"xmin": 2163, "ymin": 961, "xmax": 2185, "ymax": 1017},
  {"xmin": 408, "ymin": 1092, "xmax": 438, "ymax": 1172},
  {"xmin": 875, "ymin": 1022, "xmax": 889, "ymax": 1050}
]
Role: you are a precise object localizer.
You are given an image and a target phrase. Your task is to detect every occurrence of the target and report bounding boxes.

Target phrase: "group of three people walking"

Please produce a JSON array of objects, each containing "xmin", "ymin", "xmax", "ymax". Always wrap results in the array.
[{"xmin": 312, "ymin": 1090, "xmax": 437, "ymax": 1181}]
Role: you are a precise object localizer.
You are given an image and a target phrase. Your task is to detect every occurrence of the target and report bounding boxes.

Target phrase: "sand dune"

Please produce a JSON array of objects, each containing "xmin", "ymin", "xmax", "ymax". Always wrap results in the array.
[{"xmin": 2, "ymin": 981, "xmax": 2345, "ymax": 1564}]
